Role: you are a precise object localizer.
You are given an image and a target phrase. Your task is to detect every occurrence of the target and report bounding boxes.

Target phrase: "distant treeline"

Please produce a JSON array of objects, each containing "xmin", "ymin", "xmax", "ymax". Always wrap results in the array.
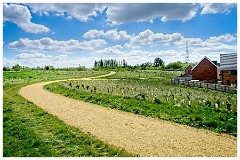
[
  {"xmin": 94, "ymin": 59, "xmax": 128, "ymax": 68},
  {"xmin": 3, "ymin": 64, "xmax": 87, "ymax": 71},
  {"xmin": 93, "ymin": 57, "xmax": 165, "ymax": 69},
  {"xmin": 3, "ymin": 57, "xmax": 197, "ymax": 71},
  {"xmin": 93, "ymin": 57, "xmax": 196, "ymax": 71}
]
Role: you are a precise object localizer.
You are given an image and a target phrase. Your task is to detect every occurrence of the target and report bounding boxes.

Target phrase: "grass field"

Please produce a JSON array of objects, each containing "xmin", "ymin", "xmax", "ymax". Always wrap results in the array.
[
  {"xmin": 3, "ymin": 70, "xmax": 133, "ymax": 157},
  {"xmin": 45, "ymin": 70, "xmax": 237, "ymax": 136},
  {"xmin": 3, "ymin": 69, "xmax": 237, "ymax": 157},
  {"xmin": 3, "ymin": 70, "xmax": 108, "ymax": 84}
]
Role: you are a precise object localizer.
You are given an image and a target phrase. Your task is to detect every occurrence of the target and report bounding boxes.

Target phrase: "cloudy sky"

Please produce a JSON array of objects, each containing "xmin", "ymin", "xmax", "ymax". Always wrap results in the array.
[{"xmin": 3, "ymin": 2, "xmax": 237, "ymax": 68}]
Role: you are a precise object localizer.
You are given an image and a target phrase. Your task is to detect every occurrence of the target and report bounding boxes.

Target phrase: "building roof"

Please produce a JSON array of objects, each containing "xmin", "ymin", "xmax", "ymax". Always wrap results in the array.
[
  {"xmin": 192, "ymin": 56, "xmax": 220, "ymax": 71},
  {"xmin": 185, "ymin": 65, "xmax": 192, "ymax": 69},
  {"xmin": 220, "ymin": 53, "xmax": 237, "ymax": 70}
]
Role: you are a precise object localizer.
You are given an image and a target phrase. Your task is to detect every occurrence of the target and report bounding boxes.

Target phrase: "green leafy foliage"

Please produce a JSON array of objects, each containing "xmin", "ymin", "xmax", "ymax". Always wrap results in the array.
[
  {"xmin": 165, "ymin": 61, "xmax": 189, "ymax": 70},
  {"xmin": 153, "ymin": 57, "xmax": 164, "ymax": 67},
  {"xmin": 12, "ymin": 64, "xmax": 22, "ymax": 71}
]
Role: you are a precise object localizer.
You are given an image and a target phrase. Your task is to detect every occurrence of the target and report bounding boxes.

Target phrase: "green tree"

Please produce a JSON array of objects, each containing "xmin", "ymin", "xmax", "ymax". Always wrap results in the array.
[
  {"xmin": 153, "ymin": 57, "xmax": 164, "ymax": 67},
  {"xmin": 100, "ymin": 59, "xmax": 104, "ymax": 67},
  {"xmin": 165, "ymin": 61, "xmax": 186, "ymax": 70},
  {"xmin": 141, "ymin": 62, "xmax": 152, "ymax": 67},
  {"xmin": 44, "ymin": 65, "xmax": 55, "ymax": 70},
  {"xmin": 3, "ymin": 66, "xmax": 11, "ymax": 71},
  {"xmin": 123, "ymin": 59, "xmax": 127, "ymax": 67},
  {"xmin": 77, "ymin": 64, "xmax": 86, "ymax": 71},
  {"xmin": 12, "ymin": 64, "xmax": 22, "ymax": 71},
  {"xmin": 94, "ymin": 61, "xmax": 98, "ymax": 67}
]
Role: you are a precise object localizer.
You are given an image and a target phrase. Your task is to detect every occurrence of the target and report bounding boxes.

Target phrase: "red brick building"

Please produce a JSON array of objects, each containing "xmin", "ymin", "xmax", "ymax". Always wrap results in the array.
[
  {"xmin": 220, "ymin": 53, "xmax": 237, "ymax": 85},
  {"xmin": 192, "ymin": 57, "xmax": 220, "ymax": 82},
  {"xmin": 184, "ymin": 65, "xmax": 192, "ymax": 76}
]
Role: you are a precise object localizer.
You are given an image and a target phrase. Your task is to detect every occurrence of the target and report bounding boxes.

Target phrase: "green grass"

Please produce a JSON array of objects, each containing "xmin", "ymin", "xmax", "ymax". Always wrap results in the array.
[
  {"xmin": 45, "ymin": 74, "xmax": 237, "ymax": 137},
  {"xmin": 106, "ymin": 70, "xmax": 181, "ymax": 83},
  {"xmin": 4, "ymin": 69, "xmax": 237, "ymax": 157},
  {"xmin": 56, "ymin": 78, "xmax": 237, "ymax": 111},
  {"xmin": 3, "ymin": 71, "xmax": 134, "ymax": 157},
  {"xmin": 3, "ymin": 70, "xmax": 108, "ymax": 84}
]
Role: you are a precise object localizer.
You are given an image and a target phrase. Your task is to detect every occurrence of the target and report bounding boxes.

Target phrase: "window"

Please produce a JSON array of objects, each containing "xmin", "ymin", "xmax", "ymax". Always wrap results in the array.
[{"xmin": 228, "ymin": 70, "xmax": 237, "ymax": 75}]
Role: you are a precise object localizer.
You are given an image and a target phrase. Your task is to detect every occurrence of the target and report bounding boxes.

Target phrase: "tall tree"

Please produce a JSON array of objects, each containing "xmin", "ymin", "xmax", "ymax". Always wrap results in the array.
[
  {"xmin": 100, "ymin": 59, "xmax": 103, "ymax": 67},
  {"xmin": 3, "ymin": 66, "xmax": 11, "ymax": 71},
  {"xmin": 12, "ymin": 64, "xmax": 22, "ymax": 71},
  {"xmin": 153, "ymin": 57, "xmax": 164, "ymax": 67},
  {"xmin": 123, "ymin": 59, "xmax": 127, "ymax": 67},
  {"xmin": 94, "ymin": 60, "xmax": 98, "ymax": 67}
]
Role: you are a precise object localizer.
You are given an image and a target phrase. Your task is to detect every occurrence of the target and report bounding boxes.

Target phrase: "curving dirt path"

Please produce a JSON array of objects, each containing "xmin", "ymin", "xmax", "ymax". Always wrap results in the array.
[{"xmin": 19, "ymin": 72, "xmax": 237, "ymax": 157}]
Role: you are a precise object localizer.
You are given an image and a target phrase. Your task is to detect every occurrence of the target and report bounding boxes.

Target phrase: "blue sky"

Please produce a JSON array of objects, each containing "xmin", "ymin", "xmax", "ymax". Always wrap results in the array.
[{"xmin": 3, "ymin": 3, "xmax": 237, "ymax": 68}]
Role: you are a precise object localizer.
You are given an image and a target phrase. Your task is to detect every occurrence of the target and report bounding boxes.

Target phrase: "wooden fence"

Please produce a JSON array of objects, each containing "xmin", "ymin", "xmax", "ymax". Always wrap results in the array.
[{"xmin": 171, "ymin": 78, "xmax": 237, "ymax": 94}]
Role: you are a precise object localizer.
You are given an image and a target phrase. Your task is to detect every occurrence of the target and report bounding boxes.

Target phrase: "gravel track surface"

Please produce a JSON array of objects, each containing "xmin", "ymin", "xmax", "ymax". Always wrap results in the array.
[{"xmin": 19, "ymin": 72, "xmax": 237, "ymax": 157}]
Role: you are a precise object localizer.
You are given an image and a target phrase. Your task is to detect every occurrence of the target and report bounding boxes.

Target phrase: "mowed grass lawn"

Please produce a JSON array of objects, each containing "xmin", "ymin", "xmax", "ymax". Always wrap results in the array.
[
  {"xmin": 45, "ymin": 70, "xmax": 237, "ymax": 136},
  {"xmin": 3, "ymin": 70, "xmax": 133, "ymax": 157}
]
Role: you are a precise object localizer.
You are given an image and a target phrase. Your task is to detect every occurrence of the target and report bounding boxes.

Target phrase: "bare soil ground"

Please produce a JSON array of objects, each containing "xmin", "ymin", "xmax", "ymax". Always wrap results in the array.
[{"xmin": 19, "ymin": 72, "xmax": 237, "ymax": 157}]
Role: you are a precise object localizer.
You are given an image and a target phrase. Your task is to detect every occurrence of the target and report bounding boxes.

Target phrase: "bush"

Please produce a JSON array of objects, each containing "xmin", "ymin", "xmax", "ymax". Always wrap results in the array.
[
  {"xmin": 12, "ymin": 64, "xmax": 22, "ymax": 71},
  {"xmin": 3, "ymin": 66, "xmax": 11, "ymax": 71},
  {"xmin": 165, "ymin": 61, "xmax": 188, "ymax": 70},
  {"xmin": 154, "ymin": 97, "xmax": 162, "ymax": 104}
]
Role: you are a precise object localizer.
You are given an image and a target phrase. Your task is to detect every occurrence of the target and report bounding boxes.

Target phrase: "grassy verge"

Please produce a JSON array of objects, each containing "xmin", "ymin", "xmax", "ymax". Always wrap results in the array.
[
  {"xmin": 45, "ymin": 82, "xmax": 237, "ymax": 137},
  {"xmin": 106, "ymin": 70, "xmax": 181, "ymax": 83},
  {"xmin": 3, "ymin": 71, "xmax": 133, "ymax": 157},
  {"xmin": 3, "ymin": 70, "xmax": 108, "ymax": 85}
]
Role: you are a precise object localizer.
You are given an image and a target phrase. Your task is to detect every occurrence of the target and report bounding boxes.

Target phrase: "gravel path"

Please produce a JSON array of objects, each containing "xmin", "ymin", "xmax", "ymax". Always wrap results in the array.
[{"xmin": 19, "ymin": 72, "xmax": 237, "ymax": 157}]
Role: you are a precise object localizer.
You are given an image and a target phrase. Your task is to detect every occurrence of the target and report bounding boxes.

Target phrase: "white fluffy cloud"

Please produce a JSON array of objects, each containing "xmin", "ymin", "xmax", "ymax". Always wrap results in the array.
[
  {"xmin": 106, "ymin": 3, "xmax": 198, "ymax": 25},
  {"xmin": 15, "ymin": 53, "xmax": 52, "ymax": 59},
  {"xmin": 207, "ymin": 33, "xmax": 236, "ymax": 43},
  {"xmin": 174, "ymin": 38, "xmax": 204, "ymax": 48},
  {"xmin": 92, "ymin": 47, "xmax": 185, "ymax": 64},
  {"xmin": 121, "ymin": 49, "xmax": 182, "ymax": 58},
  {"xmin": 3, "ymin": 3, "xmax": 50, "ymax": 34},
  {"xmin": 27, "ymin": 3, "xmax": 106, "ymax": 21},
  {"xmin": 25, "ymin": 3, "xmax": 236, "ymax": 25},
  {"xmin": 124, "ymin": 43, "xmax": 140, "ymax": 49},
  {"xmin": 83, "ymin": 30, "xmax": 104, "ymax": 39},
  {"xmin": 130, "ymin": 29, "xmax": 183, "ymax": 46},
  {"xmin": 94, "ymin": 45, "xmax": 124, "ymax": 54},
  {"xmin": 14, "ymin": 53, "xmax": 68, "ymax": 61},
  {"xmin": 174, "ymin": 34, "xmax": 237, "ymax": 53},
  {"xmin": 194, "ymin": 43, "xmax": 236, "ymax": 52},
  {"xmin": 201, "ymin": 3, "xmax": 235, "ymax": 14},
  {"xmin": 4, "ymin": 56, "xmax": 96, "ymax": 68},
  {"xmin": 8, "ymin": 38, "xmax": 107, "ymax": 52},
  {"xmin": 83, "ymin": 29, "xmax": 131, "ymax": 40},
  {"xmin": 116, "ymin": 49, "xmax": 186, "ymax": 65}
]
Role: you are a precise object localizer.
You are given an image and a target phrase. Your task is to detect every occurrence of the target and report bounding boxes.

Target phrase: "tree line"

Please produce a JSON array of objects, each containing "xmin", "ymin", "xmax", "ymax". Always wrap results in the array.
[
  {"xmin": 133, "ymin": 58, "xmax": 194, "ymax": 71},
  {"xmin": 94, "ymin": 59, "xmax": 128, "ymax": 68},
  {"xmin": 3, "ymin": 57, "xmax": 195, "ymax": 71},
  {"xmin": 94, "ymin": 57, "xmax": 164, "ymax": 68},
  {"xmin": 3, "ymin": 64, "xmax": 87, "ymax": 71}
]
